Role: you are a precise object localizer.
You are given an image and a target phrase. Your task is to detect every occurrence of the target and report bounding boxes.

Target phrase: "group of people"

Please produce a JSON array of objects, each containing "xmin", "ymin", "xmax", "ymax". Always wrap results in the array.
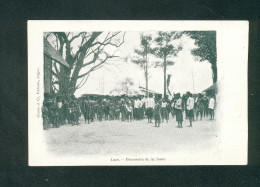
[{"xmin": 42, "ymin": 92, "xmax": 216, "ymax": 130}]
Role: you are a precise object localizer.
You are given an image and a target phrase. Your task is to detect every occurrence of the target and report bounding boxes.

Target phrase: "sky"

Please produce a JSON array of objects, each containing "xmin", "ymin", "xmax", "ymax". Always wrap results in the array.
[{"xmin": 69, "ymin": 32, "xmax": 213, "ymax": 97}]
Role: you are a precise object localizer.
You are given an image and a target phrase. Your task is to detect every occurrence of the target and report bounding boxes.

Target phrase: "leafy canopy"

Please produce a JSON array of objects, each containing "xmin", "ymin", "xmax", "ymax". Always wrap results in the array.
[{"xmin": 153, "ymin": 31, "xmax": 183, "ymax": 68}]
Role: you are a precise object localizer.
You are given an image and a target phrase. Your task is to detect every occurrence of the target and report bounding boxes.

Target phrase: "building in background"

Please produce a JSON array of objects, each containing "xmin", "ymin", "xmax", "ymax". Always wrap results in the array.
[{"xmin": 43, "ymin": 39, "xmax": 70, "ymax": 94}]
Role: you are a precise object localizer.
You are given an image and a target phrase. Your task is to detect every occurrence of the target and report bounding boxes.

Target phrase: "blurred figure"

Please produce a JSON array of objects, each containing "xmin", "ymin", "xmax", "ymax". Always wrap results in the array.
[
  {"xmin": 186, "ymin": 92, "xmax": 195, "ymax": 127},
  {"xmin": 196, "ymin": 93, "xmax": 204, "ymax": 120},
  {"xmin": 125, "ymin": 102, "xmax": 133, "ymax": 122},
  {"xmin": 208, "ymin": 94, "xmax": 215, "ymax": 120},
  {"xmin": 202, "ymin": 93, "xmax": 209, "ymax": 117},
  {"xmin": 161, "ymin": 98, "xmax": 167, "ymax": 123},
  {"xmin": 175, "ymin": 93, "xmax": 183, "ymax": 128},
  {"xmin": 154, "ymin": 99, "xmax": 161, "ymax": 127},
  {"xmin": 145, "ymin": 93, "xmax": 155, "ymax": 123},
  {"xmin": 42, "ymin": 101, "xmax": 49, "ymax": 130}
]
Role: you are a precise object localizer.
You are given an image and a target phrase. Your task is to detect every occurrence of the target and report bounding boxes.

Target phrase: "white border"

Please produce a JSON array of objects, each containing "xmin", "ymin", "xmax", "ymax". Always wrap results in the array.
[{"xmin": 28, "ymin": 21, "xmax": 248, "ymax": 166}]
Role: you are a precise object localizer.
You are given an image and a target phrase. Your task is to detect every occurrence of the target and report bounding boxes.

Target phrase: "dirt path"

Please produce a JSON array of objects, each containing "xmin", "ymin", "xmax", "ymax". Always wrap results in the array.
[{"xmin": 44, "ymin": 116, "xmax": 218, "ymax": 156}]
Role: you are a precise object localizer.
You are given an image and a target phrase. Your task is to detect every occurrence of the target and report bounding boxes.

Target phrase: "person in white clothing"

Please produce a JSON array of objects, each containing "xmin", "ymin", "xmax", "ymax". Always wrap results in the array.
[
  {"xmin": 186, "ymin": 92, "xmax": 195, "ymax": 127},
  {"xmin": 125, "ymin": 102, "xmax": 133, "ymax": 122},
  {"xmin": 174, "ymin": 93, "xmax": 183, "ymax": 128},
  {"xmin": 133, "ymin": 97, "xmax": 139, "ymax": 120},
  {"xmin": 145, "ymin": 94, "xmax": 155, "ymax": 123},
  {"xmin": 161, "ymin": 98, "xmax": 168, "ymax": 122},
  {"xmin": 140, "ymin": 95, "xmax": 145, "ymax": 119},
  {"xmin": 208, "ymin": 95, "xmax": 215, "ymax": 120}
]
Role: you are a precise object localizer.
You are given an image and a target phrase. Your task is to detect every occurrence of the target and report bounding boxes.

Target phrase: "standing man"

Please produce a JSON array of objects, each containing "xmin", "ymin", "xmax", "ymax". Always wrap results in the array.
[
  {"xmin": 125, "ymin": 102, "xmax": 133, "ymax": 122},
  {"xmin": 42, "ymin": 101, "xmax": 49, "ymax": 130},
  {"xmin": 186, "ymin": 92, "xmax": 195, "ymax": 127},
  {"xmin": 202, "ymin": 93, "xmax": 209, "ymax": 117},
  {"xmin": 154, "ymin": 99, "xmax": 161, "ymax": 127},
  {"xmin": 137, "ymin": 96, "xmax": 142, "ymax": 120},
  {"xmin": 196, "ymin": 93, "xmax": 204, "ymax": 120},
  {"xmin": 56, "ymin": 98, "xmax": 63, "ymax": 126},
  {"xmin": 120, "ymin": 99, "xmax": 126, "ymax": 121},
  {"xmin": 68, "ymin": 96, "xmax": 78, "ymax": 126},
  {"xmin": 174, "ymin": 93, "xmax": 183, "ymax": 128},
  {"xmin": 208, "ymin": 94, "xmax": 215, "ymax": 120},
  {"xmin": 133, "ymin": 96, "xmax": 139, "ymax": 120},
  {"xmin": 145, "ymin": 93, "xmax": 155, "ymax": 123},
  {"xmin": 140, "ymin": 95, "xmax": 145, "ymax": 120},
  {"xmin": 161, "ymin": 98, "xmax": 167, "ymax": 123}
]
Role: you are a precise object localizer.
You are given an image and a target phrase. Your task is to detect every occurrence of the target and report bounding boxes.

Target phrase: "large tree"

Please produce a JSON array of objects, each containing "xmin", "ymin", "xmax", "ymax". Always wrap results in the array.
[
  {"xmin": 185, "ymin": 31, "xmax": 217, "ymax": 83},
  {"xmin": 131, "ymin": 34, "xmax": 153, "ymax": 97},
  {"xmin": 152, "ymin": 31, "xmax": 182, "ymax": 97},
  {"xmin": 45, "ymin": 32, "xmax": 125, "ymax": 95}
]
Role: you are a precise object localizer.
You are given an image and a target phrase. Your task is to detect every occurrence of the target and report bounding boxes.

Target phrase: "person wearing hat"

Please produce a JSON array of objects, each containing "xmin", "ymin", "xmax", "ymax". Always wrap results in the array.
[
  {"xmin": 125, "ymin": 101, "xmax": 133, "ymax": 122},
  {"xmin": 208, "ymin": 94, "xmax": 215, "ymax": 120},
  {"xmin": 196, "ymin": 93, "xmax": 204, "ymax": 120},
  {"xmin": 120, "ymin": 99, "xmax": 126, "ymax": 121},
  {"xmin": 174, "ymin": 93, "xmax": 183, "ymax": 128},
  {"xmin": 56, "ymin": 98, "xmax": 63, "ymax": 126},
  {"xmin": 161, "ymin": 98, "xmax": 167, "ymax": 123},
  {"xmin": 68, "ymin": 96, "xmax": 78, "ymax": 125},
  {"xmin": 114, "ymin": 100, "xmax": 120, "ymax": 120},
  {"xmin": 154, "ymin": 99, "xmax": 161, "ymax": 127},
  {"xmin": 42, "ymin": 100, "xmax": 49, "ymax": 130},
  {"xmin": 133, "ymin": 96, "xmax": 138, "ymax": 120},
  {"xmin": 96, "ymin": 99, "xmax": 104, "ymax": 121},
  {"xmin": 140, "ymin": 95, "xmax": 145, "ymax": 120},
  {"xmin": 202, "ymin": 93, "xmax": 209, "ymax": 117},
  {"xmin": 49, "ymin": 96, "xmax": 59, "ymax": 128},
  {"xmin": 186, "ymin": 91, "xmax": 195, "ymax": 127},
  {"xmin": 104, "ymin": 99, "xmax": 110, "ymax": 121},
  {"xmin": 145, "ymin": 93, "xmax": 155, "ymax": 123}
]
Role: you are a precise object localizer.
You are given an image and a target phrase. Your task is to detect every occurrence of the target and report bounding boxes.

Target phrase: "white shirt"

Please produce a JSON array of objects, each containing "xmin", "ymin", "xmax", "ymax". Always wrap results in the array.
[
  {"xmin": 161, "ymin": 102, "xmax": 167, "ymax": 108},
  {"xmin": 145, "ymin": 98, "xmax": 155, "ymax": 109},
  {"xmin": 175, "ymin": 98, "xmax": 182, "ymax": 110},
  {"xmin": 134, "ymin": 99, "xmax": 142, "ymax": 108},
  {"xmin": 57, "ymin": 102, "xmax": 62, "ymax": 108},
  {"xmin": 186, "ymin": 97, "xmax": 195, "ymax": 110},
  {"xmin": 208, "ymin": 98, "xmax": 215, "ymax": 109},
  {"xmin": 125, "ymin": 105, "xmax": 132, "ymax": 112}
]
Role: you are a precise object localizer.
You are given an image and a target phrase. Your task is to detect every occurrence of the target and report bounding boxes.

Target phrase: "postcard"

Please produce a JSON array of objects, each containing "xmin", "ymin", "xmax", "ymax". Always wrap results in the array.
[{"xmin": 28, "ymin": 20, "xmax": 248, "ymax": 166}]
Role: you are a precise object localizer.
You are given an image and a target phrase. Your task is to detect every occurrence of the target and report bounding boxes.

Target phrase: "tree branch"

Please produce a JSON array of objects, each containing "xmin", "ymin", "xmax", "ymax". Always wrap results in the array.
[
  {"xmin": 78, "ymin": 54, "xmax": 117, "ymax": 79},
  {"xmin": 69, "ymin": 32, "xmax": 86, "ymax": 43},
  {"xmin": 53, "ymin": 60, "xmax": 60, "ymax": 76},
  {"xmin": 91, "ymin": 32, "xmax": 125, "ymax": 48},
  {"xmin": 72, "ymin": 32, "xmax": 102, "ymax": 62}
]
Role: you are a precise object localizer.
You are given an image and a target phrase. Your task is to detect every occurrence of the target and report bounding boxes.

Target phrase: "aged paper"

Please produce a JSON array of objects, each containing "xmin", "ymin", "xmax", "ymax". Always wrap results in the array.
[{"xmin": 28, "ymin": 20, "xmax": 248, "ymax": 166}]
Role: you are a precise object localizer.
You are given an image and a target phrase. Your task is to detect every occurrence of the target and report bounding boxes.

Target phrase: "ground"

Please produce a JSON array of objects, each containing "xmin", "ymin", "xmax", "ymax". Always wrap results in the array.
[{"xmin": 44, "ymin": 116, "xmax": 218, "ymax": 156}]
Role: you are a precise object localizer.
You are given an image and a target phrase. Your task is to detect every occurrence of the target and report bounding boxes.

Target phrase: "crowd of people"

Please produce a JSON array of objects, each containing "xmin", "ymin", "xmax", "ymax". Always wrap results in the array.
[{"xmin": 42, "ymin": 92, "xmax": 216, "ymax": 130}]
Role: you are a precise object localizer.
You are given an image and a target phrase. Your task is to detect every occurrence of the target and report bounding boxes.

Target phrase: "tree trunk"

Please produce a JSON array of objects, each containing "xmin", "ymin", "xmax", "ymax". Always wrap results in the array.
[
  {"xmin": 59, "ymin": 65, "xmax": 71, "ymax": 95},
  {"xmin": 163, "ymin": 55, "xmax": 167, "ymax": 98},
  {"xmin": 211, "ymin": 63, "xmax": 217, "ymax": 84},
  {"xmin": 58, "ymin": 32, "xmax": 101, "ymax": 95}
]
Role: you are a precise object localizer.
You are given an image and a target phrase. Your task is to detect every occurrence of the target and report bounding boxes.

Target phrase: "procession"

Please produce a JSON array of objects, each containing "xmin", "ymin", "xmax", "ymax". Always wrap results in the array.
[
  {"xmin": 42, "ymin": 92, "xmax": 216, "ymax": 130},
  {"xmin": 41, "ymin": 31, "xmax": 218, "ymax": 155}
]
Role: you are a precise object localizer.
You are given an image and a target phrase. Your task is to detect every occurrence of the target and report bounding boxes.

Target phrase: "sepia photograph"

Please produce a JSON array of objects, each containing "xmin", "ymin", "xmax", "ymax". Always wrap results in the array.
[{"xmin": 28, "ymin": 21, "xmax": 248, "ymax": 165}]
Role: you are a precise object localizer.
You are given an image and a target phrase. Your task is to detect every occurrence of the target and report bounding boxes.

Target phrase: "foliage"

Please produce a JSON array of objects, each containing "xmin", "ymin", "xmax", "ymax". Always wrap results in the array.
[
  {"xmin": 184, "ymin": 31, "xmax": 217, "ymax": 83},
  {"xmin": 131, "ymin": 34, "xmax": 153, "ymax": 70},
  {"xmin": 152, "ymin": 31, "xmax": 183, "ymax": 68},
  {"xmin": 45, "ymin": 32, "xmax": 125, "ymax": 95},
  {"xmin": 152, "ymin": 31, "xmax": 183, "ymax": 97}
]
